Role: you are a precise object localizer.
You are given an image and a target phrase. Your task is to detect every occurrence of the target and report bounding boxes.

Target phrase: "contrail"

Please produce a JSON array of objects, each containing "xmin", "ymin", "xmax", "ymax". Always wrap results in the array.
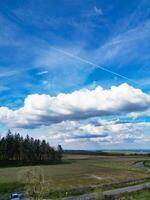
[{"xmin": 52, "ymin": 47, "xmax": 137, "ymax": 84}]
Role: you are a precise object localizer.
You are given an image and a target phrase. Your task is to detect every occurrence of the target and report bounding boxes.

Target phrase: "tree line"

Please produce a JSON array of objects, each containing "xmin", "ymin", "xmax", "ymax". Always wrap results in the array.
[{"xmin": 0, "ymin": 130, "xmax": 63, "ymax": 163}]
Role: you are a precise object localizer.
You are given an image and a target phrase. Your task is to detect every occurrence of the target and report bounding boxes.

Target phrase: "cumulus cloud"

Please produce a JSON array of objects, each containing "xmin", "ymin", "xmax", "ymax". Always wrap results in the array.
[
  {"xmin": 0, "ymin": 83, "xmax": 150, "ymax": 128},
  {"xmin": 48, "ymin": 120, "xmax": 109, "ymax": 142},
  {"xmin": 13, "ymin": 120, "xmax": 150, "ymax": 149},
  {"xmin": 50, "ymin": 120, "xmax": 150, "ymax": 145}
]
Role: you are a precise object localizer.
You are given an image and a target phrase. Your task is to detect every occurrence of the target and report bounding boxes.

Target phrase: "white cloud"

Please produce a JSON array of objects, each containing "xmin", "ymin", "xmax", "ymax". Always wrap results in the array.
[
  {"xmin": 0, "ymin": 83, "xmax": 149, "ymax": 128},
  {"xmin": 0, "ymin": 85, "xmax": 9, "ymax": 92},
  {"xmin": 42, "ymin": 80, "xmax": 52, "ymax": 89},
  {"xmin": 94, "ymin": 20, "xmax": 150, "ymax": 67},
  {"xmin": 12, "ymin": 120, "xmax": 150, "ymax": 149},
  {"xmin": 60, "ymin": 120, "xmax": 150, "ymax": 145},
  {"xmin": 94, "ymin": 6, "xmax": 103, "ymax": 16},
  {"xmin": 37, "ymin": 70, "xmax": 48, "ymax": 75},
  {"xmin": 130, "ymin": 109, "xmax": 150, "ymax": 118}
]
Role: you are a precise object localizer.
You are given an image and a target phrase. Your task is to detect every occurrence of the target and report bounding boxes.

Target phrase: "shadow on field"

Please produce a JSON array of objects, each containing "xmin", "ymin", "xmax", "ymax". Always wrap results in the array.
[
  {"xmin": 0, "ymin": 160, "xmax": 72, "ymax": 168},
  {"xmin": 0, "ymin": 182, "xmax": 24, "ymax": 193}
]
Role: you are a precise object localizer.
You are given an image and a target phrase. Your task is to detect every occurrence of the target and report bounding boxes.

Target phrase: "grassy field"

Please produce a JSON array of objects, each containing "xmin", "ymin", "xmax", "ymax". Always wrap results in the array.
[
  {"xmin": 144, "ymin": 160, "xmax": 150, "ymax": 168},
  {"xmin": 118, "ymin": 189, "xmax": 150, "ymax": 200},
  {"xmin": 0, "ymin": 154, "xmax": 150, "ymax": 199}
]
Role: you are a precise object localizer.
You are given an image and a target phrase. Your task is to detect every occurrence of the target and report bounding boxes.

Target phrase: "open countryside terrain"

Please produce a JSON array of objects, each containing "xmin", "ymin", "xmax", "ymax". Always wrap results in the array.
[
  {"xmin": 119, "ymin": 190, "xmax": 150, "ymax": 200},
  {"xmin": 0, "ymin": 154, "xmax": 150, "ymax": 199}
]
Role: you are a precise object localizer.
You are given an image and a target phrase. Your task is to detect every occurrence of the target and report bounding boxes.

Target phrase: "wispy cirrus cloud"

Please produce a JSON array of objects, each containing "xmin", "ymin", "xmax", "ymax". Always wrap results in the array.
[
  {"xmin": 94, "ymin": 20, "xmax": 150, "ymax": 67},
  {"xmin": 94, "ymin": 6, "xmax": 103, "ymax": 16},
  {"xmin": 0, "ymin": 85, "xmax": 9, "ymax": 92},
  {"xmin": 36, "ymin": 70, "xmax": 48, "ymax": 76}
]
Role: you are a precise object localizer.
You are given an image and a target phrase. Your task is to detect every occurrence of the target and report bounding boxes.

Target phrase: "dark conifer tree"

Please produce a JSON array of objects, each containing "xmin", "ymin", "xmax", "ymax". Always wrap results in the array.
[{"xmin": 0, "ymin": 130, "xmax": 63, "ymax": 163}]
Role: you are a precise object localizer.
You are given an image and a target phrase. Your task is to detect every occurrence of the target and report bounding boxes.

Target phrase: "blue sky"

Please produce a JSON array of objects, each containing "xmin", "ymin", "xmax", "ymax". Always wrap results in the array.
[{"xmin": 0, "ymin": 0, "xmax": 150, "ymax": 149}]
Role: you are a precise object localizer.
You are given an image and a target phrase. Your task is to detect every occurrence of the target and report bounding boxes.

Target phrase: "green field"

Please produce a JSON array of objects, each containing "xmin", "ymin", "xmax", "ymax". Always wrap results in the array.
[
  {"xmin": 0, "ymin": 154, "xmax": 150, "ymax": 199},
  {"xmin": 118, "ymin": 189, "xmax": 150, "ymax": 200}
]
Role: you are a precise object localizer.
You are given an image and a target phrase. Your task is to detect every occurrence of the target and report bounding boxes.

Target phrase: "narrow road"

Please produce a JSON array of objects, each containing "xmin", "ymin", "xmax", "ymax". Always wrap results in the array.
[
  {"xmin": 103, "ymin": 182, "xmax": 150, "ymax": 198},
  {"xmin": 62, "ymin": 182, "xmax": 150, "ymax": 200}
]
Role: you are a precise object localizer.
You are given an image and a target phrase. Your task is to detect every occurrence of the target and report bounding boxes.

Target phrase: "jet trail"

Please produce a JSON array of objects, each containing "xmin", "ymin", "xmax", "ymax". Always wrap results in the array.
[{"xmin": 52, "ymin": 47, "xmax": 137, "ymax": 84}]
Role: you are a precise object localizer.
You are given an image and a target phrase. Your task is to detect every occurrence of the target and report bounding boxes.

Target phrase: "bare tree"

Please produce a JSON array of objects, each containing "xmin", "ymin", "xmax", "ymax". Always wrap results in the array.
[{"xmin": 21, "ymin": 167, "xmax": 50, "ymax": 200}]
